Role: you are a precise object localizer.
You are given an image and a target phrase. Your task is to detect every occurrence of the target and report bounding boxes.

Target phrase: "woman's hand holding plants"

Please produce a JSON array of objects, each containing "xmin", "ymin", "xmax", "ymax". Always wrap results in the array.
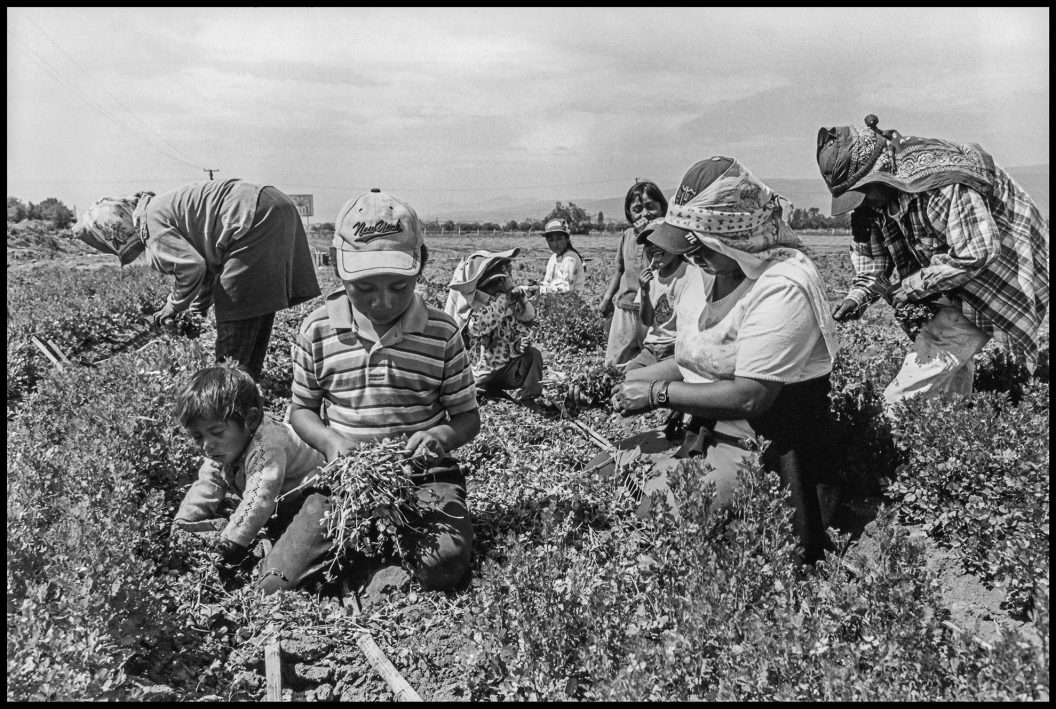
[{"xmin": 610, "ymin": 380, "xmax": 653, "ymax": 416}]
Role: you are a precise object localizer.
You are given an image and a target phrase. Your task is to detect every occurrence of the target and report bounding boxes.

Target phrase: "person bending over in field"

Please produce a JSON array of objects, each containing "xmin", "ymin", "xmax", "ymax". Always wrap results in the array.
[
  {"xmin": 817, "ymin": 115, "xmax": 1049, "ymax": 414},
  {"xmin": 287, "ymin": 189, "xmax": 479, "ymax": 594},
  {"xmin": 171, "ymin": 364, "xmax": 326, "ymax": 589},
  {"xmin": 603, "ymin": 157, "xmax": 841, "ymax": 565},
  {"xmin": 524, "ymin": 218, "xmax": 586, "ymax": 295},
  {"xmin": 445, "ymin": 249, "xmax": 544, "ymax": 402},
  {"xmin": 73, "ymin": 179, "xmax": 320, "ymax": 380},
  {"xmin": 622, "ymin": 226, "xmax": 693, "ymax": 373},
  {"xmin": 599, "ymin": 180, "xmax": 668, "ymax": 367}
]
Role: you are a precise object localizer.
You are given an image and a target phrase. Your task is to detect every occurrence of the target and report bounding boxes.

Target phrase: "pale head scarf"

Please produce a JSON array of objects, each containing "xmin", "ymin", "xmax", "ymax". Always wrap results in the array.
[
  {"xmin": 443, "ymin": 248, "xmax": 521, "ymax": 327},
  {"xmin": 74, "ymin": 191, "xmax": 154, "ymax": 265},
  {"xmin": 667, "ymin": 158, "xmax": 840, "ymax": 359}
]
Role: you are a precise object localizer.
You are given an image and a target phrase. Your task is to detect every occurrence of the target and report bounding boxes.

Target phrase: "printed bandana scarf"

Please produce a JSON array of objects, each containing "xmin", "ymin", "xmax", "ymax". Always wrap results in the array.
[
  {"xmin": 667, "ymin": 158, "xmax": 840, "ymax": 360},
  {"xmin": 666, "ymin": 159, "xmax": 802, "ymax": 253}
]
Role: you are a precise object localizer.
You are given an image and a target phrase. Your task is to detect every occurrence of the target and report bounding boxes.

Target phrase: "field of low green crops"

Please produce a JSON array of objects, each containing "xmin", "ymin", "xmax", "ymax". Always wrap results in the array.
[{"xmin": 7, "ymin": 227, "xmax": 1049, "ymax": 701}]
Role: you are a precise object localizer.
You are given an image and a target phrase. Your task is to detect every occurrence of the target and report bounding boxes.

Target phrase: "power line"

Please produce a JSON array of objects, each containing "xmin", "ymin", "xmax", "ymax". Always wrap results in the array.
[
  {"xmin": 12, "ymin": 178, "xmax": 195, "ymax": 184},
  {"xmin": 8, "ymin": 31, "xmax": 204, "ymax": 171},
  {"xmin": 23, "ymin": 16, "xmax": 207, "ymax": 170}
]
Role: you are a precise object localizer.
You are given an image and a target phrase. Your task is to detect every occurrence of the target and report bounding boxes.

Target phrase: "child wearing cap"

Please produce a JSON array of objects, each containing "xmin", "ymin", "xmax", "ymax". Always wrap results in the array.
[
  {"xmin": 287, "ymin": 188, "xmax": 480, "ymax": 593},
  {"xmin": 170, "ymin": 365, "xmax": 326, "ymax": 590},
  {"xmin": 525, "ymin": 218, "xmax": 586, "ymax": 295},
  {"xmin": 623, "ymin": 220, "xmax": 692, "ymax": 372},
  {"xmin": 451, "ymin": 251, "xmax": 543, "ymax": 401}
]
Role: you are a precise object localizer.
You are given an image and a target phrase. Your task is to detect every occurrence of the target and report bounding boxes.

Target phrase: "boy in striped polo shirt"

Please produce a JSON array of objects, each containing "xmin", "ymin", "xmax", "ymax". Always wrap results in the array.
[{"xmin": 282, "ymin": 188, "xmax": 480, "ymax": 593}]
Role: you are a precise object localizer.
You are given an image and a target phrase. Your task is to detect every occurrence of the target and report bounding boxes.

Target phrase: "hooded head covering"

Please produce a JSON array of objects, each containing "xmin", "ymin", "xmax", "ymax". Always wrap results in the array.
[
  {"xmin": 816, "ymin": 115, "xmax": 995, "ymax": 215},
  {"xmin": 74, "ymin": 191, "xmax": 154, "ymax": 265},
  {"xmin": 444, "ymin": 248, "xmax": 521, "ymax": 326},
  {"xmin": 641, "ymin": 157, "xmax": 839, "ymax": 360}
]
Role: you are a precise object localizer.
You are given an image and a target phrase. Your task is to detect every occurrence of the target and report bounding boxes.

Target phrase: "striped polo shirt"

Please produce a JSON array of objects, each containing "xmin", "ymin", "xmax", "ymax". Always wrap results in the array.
[{"xmin": 291, "ymin": 287, "xmax": 478, "ymax": 442}]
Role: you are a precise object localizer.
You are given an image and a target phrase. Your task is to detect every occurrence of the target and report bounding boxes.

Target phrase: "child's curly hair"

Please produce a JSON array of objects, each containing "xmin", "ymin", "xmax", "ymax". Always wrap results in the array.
[{"xmin": 173, "ymin": 364, "xmax": 263, "ymax": 428}]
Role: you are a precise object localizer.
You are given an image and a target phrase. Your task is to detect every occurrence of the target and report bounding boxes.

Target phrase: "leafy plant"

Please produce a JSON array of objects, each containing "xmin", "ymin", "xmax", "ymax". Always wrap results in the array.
[
  {"xmin": 887, "ymin": 385, "xmax": 1050, "ymax": 615},
  {"xmin": 530, "ymin": 292, "xmax": 607, "ymax": 357}
]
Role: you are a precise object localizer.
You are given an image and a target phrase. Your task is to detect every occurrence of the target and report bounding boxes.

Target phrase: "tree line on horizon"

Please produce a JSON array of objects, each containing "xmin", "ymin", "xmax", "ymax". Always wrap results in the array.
[
  {"xmin": 307, "ymin": 200, "xmax": 852, "ymax": 238},
  {"xmin": 8, "ymin": 196, "xmax": 76, "ymax": 229},
  {"xmin": 6, "ymin": 194, "xmax": 851, "ymax": 238}
]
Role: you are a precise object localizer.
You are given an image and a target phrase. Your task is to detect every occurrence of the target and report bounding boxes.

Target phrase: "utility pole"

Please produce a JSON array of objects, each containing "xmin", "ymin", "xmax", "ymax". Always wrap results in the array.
[{"xmin": 204, "ymin": 169, "xmax": 219, "ymax": 180}]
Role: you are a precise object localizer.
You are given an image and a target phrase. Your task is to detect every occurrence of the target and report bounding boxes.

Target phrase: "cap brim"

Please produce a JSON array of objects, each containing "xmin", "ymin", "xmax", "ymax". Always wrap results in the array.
[
  {"xmin": 641, "ymin": 222, "xmax": 695, "ymax": 254},
  {"xmin": 334, "ymin": 247, "xmax": 420, "ymax": 281},
  {"xmin": 541, "ymin": 230, "xmax": 569, "ymax": 237},
  {"xmin": 830, "ymin": 189, "xmax": 866, "ymax": 216}
]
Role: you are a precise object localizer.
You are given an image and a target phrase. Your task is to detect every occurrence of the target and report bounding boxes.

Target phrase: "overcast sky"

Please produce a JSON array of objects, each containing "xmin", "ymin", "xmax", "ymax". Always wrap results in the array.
[{"xmin": 7, "ymin": 7, "xmax": 1049, "ymax": 221}]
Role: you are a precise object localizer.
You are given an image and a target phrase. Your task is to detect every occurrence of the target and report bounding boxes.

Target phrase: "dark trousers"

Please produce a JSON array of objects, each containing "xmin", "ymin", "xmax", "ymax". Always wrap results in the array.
[
  {"xmin": 214, "ymin": 312, "xmax": 276, "ymax": 380},
  {"xmin": 751, "ymin": 375, "xmax": 839, "ymax": 563},
  {"xmin": 257, "ymin": 459, "xmax": 474, "ymax": 595},
  {"xmin": 476, "ymin": 346, "xmax": 544, "ymax": 401}
]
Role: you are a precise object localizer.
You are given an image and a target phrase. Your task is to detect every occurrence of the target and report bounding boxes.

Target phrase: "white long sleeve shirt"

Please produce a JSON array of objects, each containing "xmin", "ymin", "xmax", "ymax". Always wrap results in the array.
[{"xmin": 539, "ymin": 251, "xmax": 586, "ymax": 294}]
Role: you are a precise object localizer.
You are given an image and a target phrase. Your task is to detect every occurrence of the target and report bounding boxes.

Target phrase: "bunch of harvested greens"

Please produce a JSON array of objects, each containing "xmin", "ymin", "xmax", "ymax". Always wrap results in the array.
[
  {"xmin": 893, "ymin": 299, "xmax": 940, "ymax": 341},
  {"xmin": 284, "ymin": 439, "xmax": 426, "ymax": 575}
]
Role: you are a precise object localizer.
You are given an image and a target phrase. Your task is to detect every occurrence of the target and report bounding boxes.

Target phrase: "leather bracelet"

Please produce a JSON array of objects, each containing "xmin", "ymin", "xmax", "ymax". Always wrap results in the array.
[{"xmin": 648, "ymin": 380, "xmax": 658, "ymax": 408}]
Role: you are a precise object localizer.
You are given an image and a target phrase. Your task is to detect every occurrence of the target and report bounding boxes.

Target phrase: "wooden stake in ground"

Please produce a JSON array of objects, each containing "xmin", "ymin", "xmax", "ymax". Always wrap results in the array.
[
  {"xmin": 340, "ymin": 579, "xmax": 423, "ymax": 702},
  {"xmin": 30, "ymin": 335, "xmax": 70, "ymax": 370},
  {"xmin": 264, "ymin": 624, "xmax": 282, "ymax": 702},
  {"xmin": 259, "ymin": 541, "xmax": 283, "ymax": 703}
]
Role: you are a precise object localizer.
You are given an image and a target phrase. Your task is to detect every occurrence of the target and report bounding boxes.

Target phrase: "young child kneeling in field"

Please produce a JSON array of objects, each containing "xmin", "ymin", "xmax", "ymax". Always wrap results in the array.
[
  {"xmin": 171, "ymin": 364, "xmax": 326, "ymax": 588},
  {"xmin": 287, "ymin": 188, "xmax": 480, "ymax": 594},
  {"xmin": 446, "ymin": 249, "xmax": 544, "ymax": 402},
  {"xmin": 624, "ymin": 220, "xmax": 693, "ymax": 372}
]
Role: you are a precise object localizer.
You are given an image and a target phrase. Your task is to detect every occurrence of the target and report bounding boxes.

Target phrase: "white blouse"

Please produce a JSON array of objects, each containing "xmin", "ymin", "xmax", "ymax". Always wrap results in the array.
[
  {"xmin": 539, "ymin": 251, "xmax": 586, "ymax": 294},
  {"xmin": 674, "ymin": 262, "xmax": 832, "ymax": 439}
]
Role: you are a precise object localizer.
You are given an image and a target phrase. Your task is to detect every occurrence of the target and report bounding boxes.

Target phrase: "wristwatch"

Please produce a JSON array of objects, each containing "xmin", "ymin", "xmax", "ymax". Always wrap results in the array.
[{"xmin": 655, "ymin": 381, "xmax": 670, "ymax": 406}]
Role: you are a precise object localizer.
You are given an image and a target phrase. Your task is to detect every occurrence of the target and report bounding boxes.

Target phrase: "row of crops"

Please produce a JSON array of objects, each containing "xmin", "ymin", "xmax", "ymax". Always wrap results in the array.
[{"xmin": 6, "ymin": 243, "xmax": 1049, "ymax": 700}]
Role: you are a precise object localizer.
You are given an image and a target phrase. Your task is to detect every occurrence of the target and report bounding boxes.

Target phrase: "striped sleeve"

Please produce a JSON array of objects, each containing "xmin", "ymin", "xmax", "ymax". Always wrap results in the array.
[
  {"xmin": 438, "ymin": 325, "xmax": 478, "ymax": 416},
  {"xmin": 290, "ymin": 309, "xmax": 325, "ymax": 412}
]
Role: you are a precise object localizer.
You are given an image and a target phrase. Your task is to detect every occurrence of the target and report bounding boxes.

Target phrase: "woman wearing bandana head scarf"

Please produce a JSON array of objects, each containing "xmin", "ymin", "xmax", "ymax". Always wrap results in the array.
[
  {"xmin": 74, "ymin": 179, "xmax": 321, "ymax": 379},
  {"xmin": 599, "ymin": 180, "xmax": 669, "ymax": 367},
  {"xmin": 817, "ymin": 115, "xmax": 1048, "ymax": 413},
  {"xmin": 600, "ymin": 157, "xmax": 842, "ymax": 565}
]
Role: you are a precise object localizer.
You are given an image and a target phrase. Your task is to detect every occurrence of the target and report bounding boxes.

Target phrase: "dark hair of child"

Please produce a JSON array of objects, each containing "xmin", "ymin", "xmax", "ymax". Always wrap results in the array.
[
  {"xmin": 566, "ymin": 241, "xmax": 587, "ymax": 271},
  {"xmin": 174, "ymin": 364, "xmax": 263, "ymax": 428},
  {"xmin": 623, "ymin": 180, "xmax": 669, "ymax": 224}
]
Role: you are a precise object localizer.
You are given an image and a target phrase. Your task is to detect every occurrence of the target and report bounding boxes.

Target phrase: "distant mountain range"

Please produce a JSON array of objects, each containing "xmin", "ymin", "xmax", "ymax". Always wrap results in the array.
[{"xmin": 424, "ymin": 164, "xmax": 1048, "ymax": 223}]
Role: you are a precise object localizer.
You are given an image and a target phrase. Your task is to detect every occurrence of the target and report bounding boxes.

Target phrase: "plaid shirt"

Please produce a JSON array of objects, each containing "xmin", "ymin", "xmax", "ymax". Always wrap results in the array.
[{"xmin": 845, "ymin": 166, "xmax": 1049, "ymax": 371}]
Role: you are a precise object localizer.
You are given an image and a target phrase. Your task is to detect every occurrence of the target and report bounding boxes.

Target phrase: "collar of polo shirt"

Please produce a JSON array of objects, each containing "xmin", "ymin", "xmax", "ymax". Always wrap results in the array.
[{"xmin": 324, "ymin": 287, "xmax": 429, "ymax": 341}]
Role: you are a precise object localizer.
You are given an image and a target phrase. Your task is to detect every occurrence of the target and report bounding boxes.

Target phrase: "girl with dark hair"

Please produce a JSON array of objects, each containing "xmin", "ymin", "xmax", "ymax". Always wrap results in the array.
[
  {"xmin": 600, "ymin": 180, "xmax": 668, "ymax": 366},
  {"xmin": 524, "ymin": 218, "xmax": 587, "ymax": 295}
]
